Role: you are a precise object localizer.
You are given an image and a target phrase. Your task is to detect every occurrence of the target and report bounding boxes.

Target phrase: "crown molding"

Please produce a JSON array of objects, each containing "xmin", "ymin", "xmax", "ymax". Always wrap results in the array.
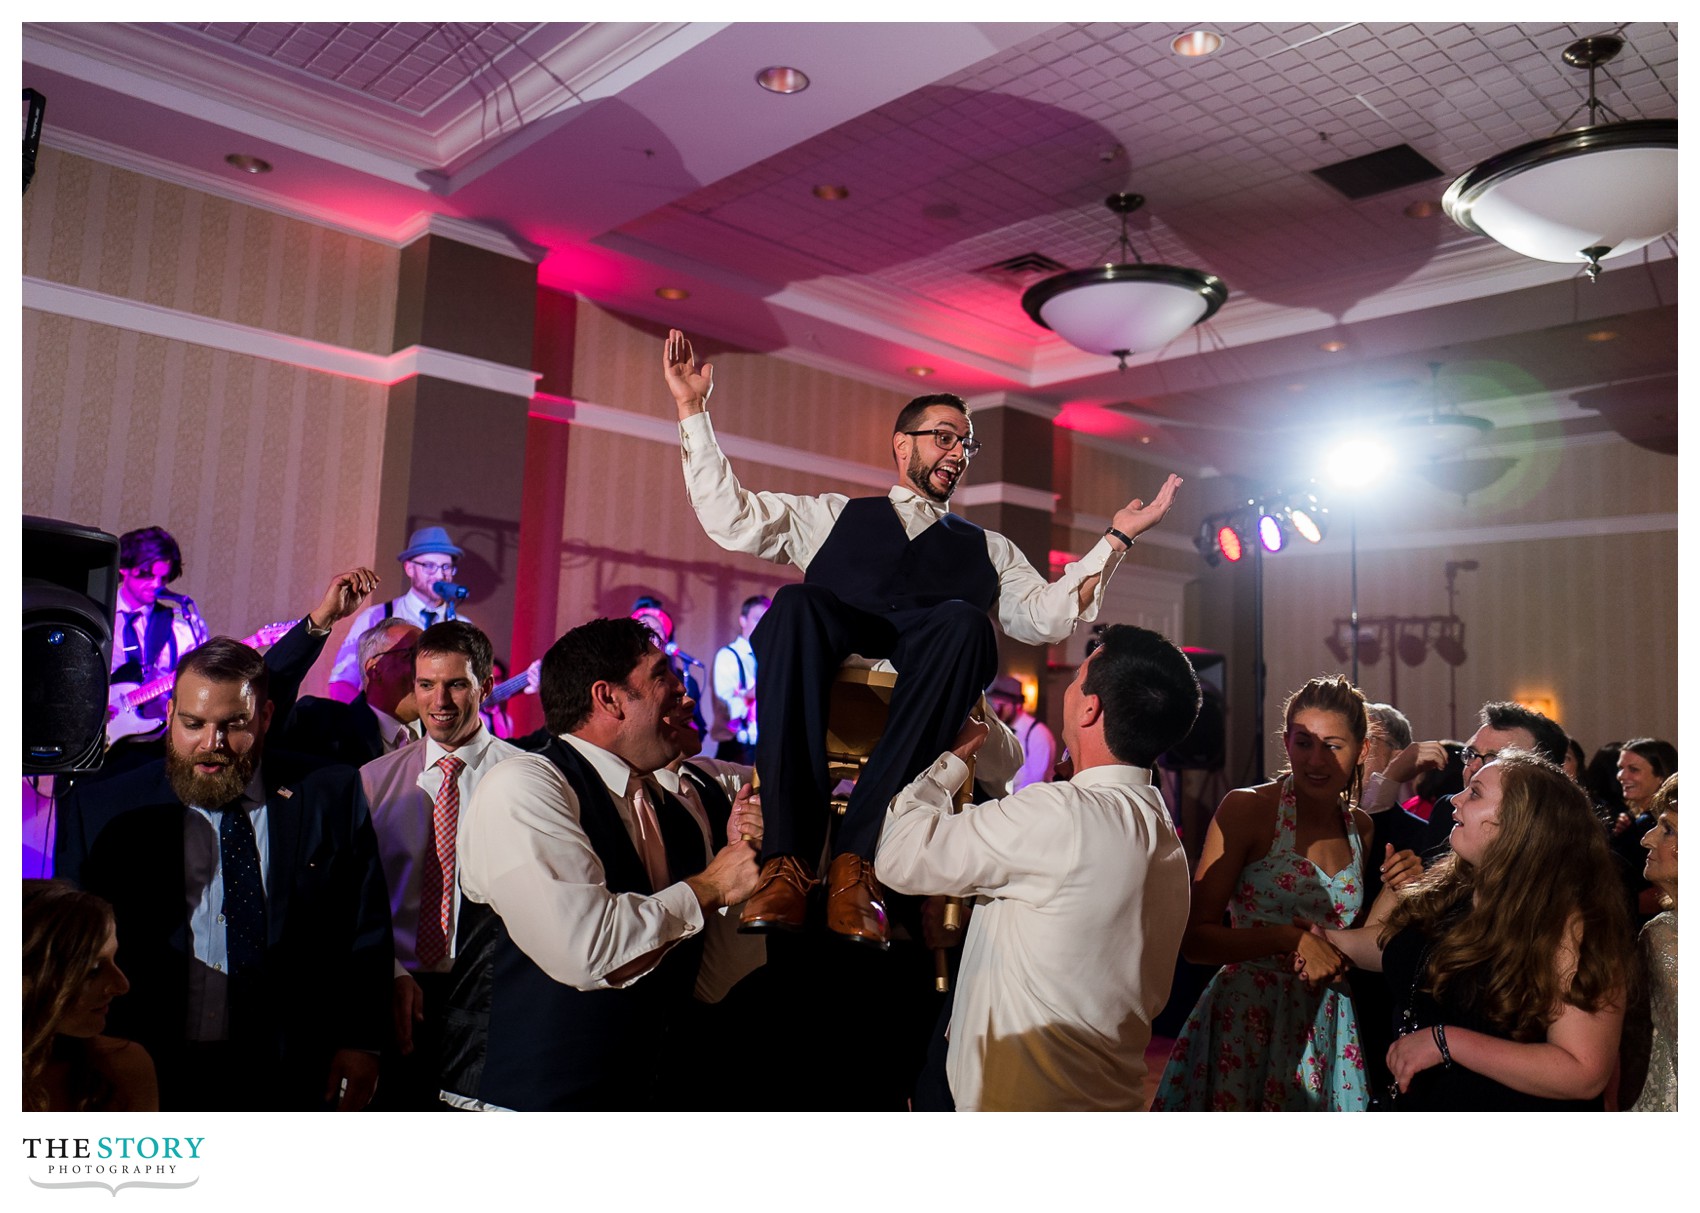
[
  {"xmin": 528, "ymin": 394, "xmax": 895, "ymax": 491},
  {"xmin": 953, "ymin": 482, "xmax": 1058, "ymax": 512},
  {"xmin": 964, "ymin": 391, "xmax": 1060, "ymax": 420},
  {"xmin": 24, "ymin": 277, "xmax": 539, "ymax": 398}
]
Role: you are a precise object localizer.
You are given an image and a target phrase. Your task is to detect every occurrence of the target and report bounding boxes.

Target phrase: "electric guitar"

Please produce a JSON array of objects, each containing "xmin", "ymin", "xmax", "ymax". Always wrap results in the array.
[{"xmin": 106, "ymin": 619, "xmax": 300, "ymax": 745}]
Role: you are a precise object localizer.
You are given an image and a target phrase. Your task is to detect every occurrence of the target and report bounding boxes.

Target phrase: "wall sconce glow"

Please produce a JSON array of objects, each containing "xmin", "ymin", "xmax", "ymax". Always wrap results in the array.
[
  {"xmin": 1326, "ymin": 437, "xmax": 1394, "ymax": 488},
  {"xmin": 813, "ymin": 184, "xmax": 849, "ymax": 200},
  {"xmin": 224, "ymin": 153, "xmax": 272, "ymax": 174},
  {"xmin": 1171, "ymin": 31, "xmax": 1222, "ymax": 57},
  {"xmin": 1319, "ymin": 339, "xmax": 1347, "ymax": 353},
  {"xmin": 655, "ymin": 287, "xmax": 690, "ymax": 301},
  {"xmin": 1404, "ymin": 199, "xmax": 1442, "ymax": 219},
  {"xmin": 756, "ymin": 66, "xmax": 809, "ymax": 94},
  {"xmin": 1585, "ymin": 329, "xmax": 1617, "ymax": 342}
]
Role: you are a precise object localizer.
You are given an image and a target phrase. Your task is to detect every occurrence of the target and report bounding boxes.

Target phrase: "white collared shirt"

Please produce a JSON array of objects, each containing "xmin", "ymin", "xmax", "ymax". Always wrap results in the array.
[
  {"xmin": 360, "ymin": 723, "xmax": 523, "ymax": 976},
  {"xmin": 457, "ymin": 734, "xmax": 706, "ymax": 991},
  {"xmin": 876, "ymin": 754, "xmax": 1191, "ymax": 1111},
  {"xmin": 679, "ymin": 411, "xmax": 1124, "ymax": 645},
  {"xmin": 184, "ymin": 768, "xmax": 269, "ymax": 1042}
]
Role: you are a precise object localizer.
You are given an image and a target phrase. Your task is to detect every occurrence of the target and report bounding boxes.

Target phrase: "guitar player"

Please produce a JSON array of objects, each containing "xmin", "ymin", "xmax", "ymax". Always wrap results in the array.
[{"xmin": 110, "ymin": 526, "xmax": 210, "ymax": 694}]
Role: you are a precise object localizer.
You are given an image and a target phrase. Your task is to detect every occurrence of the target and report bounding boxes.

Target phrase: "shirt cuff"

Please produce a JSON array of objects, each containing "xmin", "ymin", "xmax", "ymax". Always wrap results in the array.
[{"xmin": 653, "ymin": 879, "xmax": 709, "ymax": 934}]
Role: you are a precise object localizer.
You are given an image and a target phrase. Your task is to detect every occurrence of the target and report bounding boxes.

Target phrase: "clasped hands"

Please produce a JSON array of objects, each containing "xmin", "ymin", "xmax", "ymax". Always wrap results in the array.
[{"xmin": 1289, "ymin": 917, "xmax": 1350, "ymax": 989}]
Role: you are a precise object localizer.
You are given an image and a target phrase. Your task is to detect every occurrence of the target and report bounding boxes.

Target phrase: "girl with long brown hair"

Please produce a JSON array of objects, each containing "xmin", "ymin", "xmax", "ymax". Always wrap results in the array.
[
  {"xmin": 22, "ymin": 880, "xmax": 157, "ymax": 1112},
  {"xmin": 1309, "ymin": 751, "xmax": 1634, "ymax": 1110}
]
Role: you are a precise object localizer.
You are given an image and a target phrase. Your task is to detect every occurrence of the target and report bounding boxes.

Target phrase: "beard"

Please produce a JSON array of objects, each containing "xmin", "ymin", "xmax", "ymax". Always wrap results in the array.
[
  {"xmin": 905, "ymin": 447, "xmax": 961, "ymax": 503},
  {"xmin": 165, "ymin": 739, "xmax": 258, "ymax": 808}
]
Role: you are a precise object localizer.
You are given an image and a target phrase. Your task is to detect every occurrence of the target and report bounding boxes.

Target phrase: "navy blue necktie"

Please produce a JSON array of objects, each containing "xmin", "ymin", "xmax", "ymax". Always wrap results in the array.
[
  {"xmin": 422, "ymin": 609, "xmax": 437, "ymax": 627},
  {"xmin": 218, "ymin": 802, "xmax": 267, "ymax": 976}
]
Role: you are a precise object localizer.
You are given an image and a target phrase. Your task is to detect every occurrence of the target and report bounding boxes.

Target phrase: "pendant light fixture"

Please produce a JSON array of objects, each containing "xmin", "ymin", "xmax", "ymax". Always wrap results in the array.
[
  {"xmin": 1021, "ymin": 193, "xmax": 1228, "ymax": 371},
  {"xmin": 1395, "ymin": 363, "xmax": 1493, "ymax": 460},
  {"xmin": 1443, "ymin": 34, "xmax": 1676, "ymax": 281}
]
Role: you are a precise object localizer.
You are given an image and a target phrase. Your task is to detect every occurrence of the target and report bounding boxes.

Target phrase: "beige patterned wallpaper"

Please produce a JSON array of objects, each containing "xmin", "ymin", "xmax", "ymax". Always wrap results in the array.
[
  {"xmin": 22, "ymin": 312, "xmax": 391, "ymax": 665},
  {"xmin": 21, "ymin": 149, "xmax": 398, "ymax": 691},
  {"xmin": 24, "ymin": 147, "xmax": 398, "ymax": 354}
]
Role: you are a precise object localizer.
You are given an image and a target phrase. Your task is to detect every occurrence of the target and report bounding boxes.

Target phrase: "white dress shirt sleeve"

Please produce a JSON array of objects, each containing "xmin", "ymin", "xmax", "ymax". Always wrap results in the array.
[
  {"xmin": 875, "ymin": 752, "xmax": 1070, "ymax": 903},
  {"xmin": 679, "ymin": 411, "xmax": 846, "ymax": 569},
  {"xmin": 458, "ymin": 755, "xmax": 705, "ymax": 990},
  {"xmin": 986, "ymin": 530, "xmax": 1125, "ymax": 645}
]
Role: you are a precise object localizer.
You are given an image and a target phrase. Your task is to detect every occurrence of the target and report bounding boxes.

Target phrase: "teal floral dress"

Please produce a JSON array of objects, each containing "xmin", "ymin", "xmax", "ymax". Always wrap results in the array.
[{"xmin": 1154, "ymin": 778, "xmax": 1368, "ymax": 1111}]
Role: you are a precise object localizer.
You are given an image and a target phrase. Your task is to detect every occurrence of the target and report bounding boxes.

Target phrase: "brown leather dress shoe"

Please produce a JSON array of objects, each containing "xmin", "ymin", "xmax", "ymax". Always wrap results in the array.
[
  {"xmin": 825, "ymin": 853, "xmax": 889, "ymax": 949},
  {"xmin": 738, "ymin": 856, "xmax": 814, "ymax": 933}
]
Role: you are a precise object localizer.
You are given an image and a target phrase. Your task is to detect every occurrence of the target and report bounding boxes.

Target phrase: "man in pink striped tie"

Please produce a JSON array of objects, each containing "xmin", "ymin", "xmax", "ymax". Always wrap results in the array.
[{"xmin": 360, "ymin": 620, "xmax": 522, "ymax": 1109}]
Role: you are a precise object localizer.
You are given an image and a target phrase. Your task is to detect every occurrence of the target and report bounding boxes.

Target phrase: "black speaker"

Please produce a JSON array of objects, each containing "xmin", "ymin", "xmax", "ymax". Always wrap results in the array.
[
  {"xmin": 1162, "ymin": 647, "xmax": 1226, "ymax": 771},
  {"xmin": 23, "ymin": 516, "xmax": 119, "ymax": 774}
]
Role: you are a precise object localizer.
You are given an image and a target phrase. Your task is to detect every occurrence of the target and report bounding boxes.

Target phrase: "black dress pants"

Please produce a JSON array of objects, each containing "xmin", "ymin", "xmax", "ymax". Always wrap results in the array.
[{"xmin": 749, "ymin": 583, "xmax": 998, "ymax": 864}]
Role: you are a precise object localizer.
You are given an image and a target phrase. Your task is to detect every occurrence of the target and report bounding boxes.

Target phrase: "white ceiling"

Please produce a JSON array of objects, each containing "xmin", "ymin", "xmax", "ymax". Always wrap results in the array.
[{"xmin": 23, "ymin": 20, "xmax": 1679, "ymax": 482}]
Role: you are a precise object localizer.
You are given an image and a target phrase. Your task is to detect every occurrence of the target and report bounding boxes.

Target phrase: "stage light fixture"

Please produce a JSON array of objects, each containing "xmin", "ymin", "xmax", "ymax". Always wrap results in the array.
[
  {"xmin": 1397, "ymin": 626, "xmax": 1429, "ymax": 667},
  {"xmin": 1215, "ymin": 522, "xmax": 1244, "ymax": 563},
  {"xmin": 1258, "ymin": 511, "xmax": 1286, "ymax": 553}
]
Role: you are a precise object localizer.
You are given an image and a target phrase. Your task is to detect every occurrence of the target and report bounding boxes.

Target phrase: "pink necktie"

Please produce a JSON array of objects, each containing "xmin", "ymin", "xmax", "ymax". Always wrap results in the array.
[
  {"xmin": 629, "ymin": 780, "xmax": 671, "ymax": 892},
  {"xmin": 416, "ymin": 754, "xmax": 465, "ymax": 968}
]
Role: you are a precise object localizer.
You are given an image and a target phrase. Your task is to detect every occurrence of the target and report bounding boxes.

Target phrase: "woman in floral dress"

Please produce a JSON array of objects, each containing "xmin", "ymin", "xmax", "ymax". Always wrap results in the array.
[{"xmin": 1154, "ymin": 676, "xmax": 1372, "ymax": 1111}]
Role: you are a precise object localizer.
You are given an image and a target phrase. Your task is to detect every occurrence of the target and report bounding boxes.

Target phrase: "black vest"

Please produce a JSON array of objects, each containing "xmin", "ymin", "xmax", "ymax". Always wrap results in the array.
[
  {"xmin": 475, "ymin": 738, "xmax": 709, "ymax": 1110},
  {"xmin": 804, "ymin": 496, "xmax": 999, "ymax": 617},
  {"xmin": 679, "ymin": 760, "xmax": 734, "ymax": 852}
]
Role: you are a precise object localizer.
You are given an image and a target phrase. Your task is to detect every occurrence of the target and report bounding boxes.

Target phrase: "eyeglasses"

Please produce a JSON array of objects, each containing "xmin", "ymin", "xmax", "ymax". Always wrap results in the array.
[
  {"xmin": 1461, "ymin": 746, "xmax": 1499, "ymax": 767},
  {"xmin": 408, "ymin": 560, "xmax": 457, "ymax": 576},
  {"xmin": 901, "ymin": 428, "xmax": 982, "ymax": 457}
]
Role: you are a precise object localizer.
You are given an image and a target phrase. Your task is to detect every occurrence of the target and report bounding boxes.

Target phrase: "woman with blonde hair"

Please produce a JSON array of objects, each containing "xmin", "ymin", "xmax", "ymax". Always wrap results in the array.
[
  {"xmin": 1154, "ymin": 675, "xmax": 1372, "ymax": 1111},
  {"xmin": 22, "ymin": 880, "xmax": 157, "ymax": 1112},
  {"xmin": 1308, "ymin": 751, "xmax": 1634, "ymax": 1110}
]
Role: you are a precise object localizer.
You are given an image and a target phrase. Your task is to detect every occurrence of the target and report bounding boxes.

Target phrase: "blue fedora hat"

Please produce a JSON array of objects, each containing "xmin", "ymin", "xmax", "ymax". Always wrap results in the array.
[{"xmin": 397, "ymin": 526, "xmax": 463, "ymax": 562}]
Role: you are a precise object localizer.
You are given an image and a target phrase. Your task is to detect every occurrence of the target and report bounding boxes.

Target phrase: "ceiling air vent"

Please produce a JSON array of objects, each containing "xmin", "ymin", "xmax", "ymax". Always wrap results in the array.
[
  {"xmin": 1310, "ymin": 143, "xmax": 1443, "ymax": 201},
  {"xmin": 974, "ymin": 251, "xmax": 1068, "ymax": 289}
]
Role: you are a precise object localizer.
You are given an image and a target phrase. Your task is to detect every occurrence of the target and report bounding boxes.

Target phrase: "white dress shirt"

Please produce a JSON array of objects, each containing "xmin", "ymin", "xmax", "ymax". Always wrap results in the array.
[
  {"xmin": 111, "ymin": 585, "xmax": 208, "ymax": 677},
  {"xmin": 361, "ymin": 724, "xmax": 523, "ymax": 977},
  {"xmin": 458, "ymin": 734, "xmax": 706, "ymax": 991},
  {"xmin": 183, "ymin": 769, "xmax": 269, "ymax": 1042},
  {"xmin": 370, "ymin": 704, "xmax": 418, "ymax": 755},
  {"xmin": 653, "ymin": 756, "xmax": 766, "ymax": 1003},
  {"xmin": 876, "ymin": 754, "xmax": 1191, "ymax": 1111},
  {"xmin": 710, "ymin": 635, "xmax": 757, "ymax": 744},
  {"xmin": 680, "ymin": 411, "xmax": 1124, "ymax": 645},
  {"xmin": 329, "ymin": 589, "xmax": 474, "ymax": 687}
]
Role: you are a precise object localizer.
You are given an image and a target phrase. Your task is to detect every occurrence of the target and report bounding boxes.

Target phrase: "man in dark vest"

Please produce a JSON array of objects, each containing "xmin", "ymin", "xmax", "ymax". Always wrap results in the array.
[
  {"xmin": 663, "ymin": 329, "xmax": 1184, "ymax": 949},
  {"xmin": 456, "ymin": 617, "xmax": 760, "ymax": 1110}
]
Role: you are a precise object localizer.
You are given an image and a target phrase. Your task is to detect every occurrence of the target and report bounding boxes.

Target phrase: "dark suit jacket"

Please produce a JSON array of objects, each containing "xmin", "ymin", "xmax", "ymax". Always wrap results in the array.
[
  {"xmin": 54, "ymin": 751, "xmax": 393, "ymax": 1110},
  {"xmin": 274, "ymin": 692, "xmax": 386, "ymax": 768}
]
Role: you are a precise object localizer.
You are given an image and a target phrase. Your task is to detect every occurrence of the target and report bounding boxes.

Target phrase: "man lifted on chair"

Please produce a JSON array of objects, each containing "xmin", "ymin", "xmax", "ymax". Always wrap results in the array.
[{"xmin": 664, "ymin": 329, "xmax": 1183, "ymax": 949}]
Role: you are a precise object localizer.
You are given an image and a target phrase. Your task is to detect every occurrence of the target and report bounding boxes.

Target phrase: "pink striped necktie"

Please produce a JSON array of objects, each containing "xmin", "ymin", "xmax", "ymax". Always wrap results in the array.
[{"xmin": 416, "ymin": 754, "xmax": 465, "ymax": 968}]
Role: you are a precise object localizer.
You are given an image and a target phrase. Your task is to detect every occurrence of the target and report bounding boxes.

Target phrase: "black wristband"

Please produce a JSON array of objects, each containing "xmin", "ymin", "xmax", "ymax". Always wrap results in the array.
[
  {"xmin": 1431, "ymin": 1022, "xmax": 1453, "ymax": 1068},
  {"xmin": 1105, "ymin": 525, "xmax": 1134, "ymax": 549}
]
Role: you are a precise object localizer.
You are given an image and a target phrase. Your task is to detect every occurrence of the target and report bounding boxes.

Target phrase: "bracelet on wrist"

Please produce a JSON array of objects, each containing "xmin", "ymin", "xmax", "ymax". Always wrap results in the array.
[
  {"xmin": 1105, "ymin": 525, "xmax": 1135, "ymax": 550},
  {"xmin": 1431, "ymin": 1022, "xmax": 1453, "ymax": 1068}
]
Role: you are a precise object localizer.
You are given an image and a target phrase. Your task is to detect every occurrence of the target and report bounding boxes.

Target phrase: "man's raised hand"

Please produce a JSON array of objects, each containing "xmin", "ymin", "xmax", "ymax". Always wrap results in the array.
[
  {"xmin": 1108, "ymin": 473, "xmax": 1185, "ymax": 546},
  {"xmin": 663, "ymin": 328, "xmax": 714, "ymax": 418},
  {"xmin": 308, "ymin": 566, "xmax": 380, "ymax": 631}
]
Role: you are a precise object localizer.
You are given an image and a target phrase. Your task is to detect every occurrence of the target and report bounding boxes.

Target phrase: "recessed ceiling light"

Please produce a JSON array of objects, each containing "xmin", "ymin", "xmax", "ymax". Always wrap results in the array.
[
  {"xmin": 756, "ymin": 66, "xmax": 809, "ymax": 94},
  {"xmin": 224, "ymin": 153, "xmax": 272, "ymax": 174},
  {"xmin": 1171, "ymin": 31, "xmax": 1223, "ymax": 57},
  {"xmin": 1585, "ymin": 329, "xmax": 1618, "ymax": 342},
  {"xmin": 1139, "ymin": 435, "xmax": 1153, "ymax": 445},
  {"xmin": 813, "ymin": 184, "xmax": 849, "ymax": 201},
  {"xmin": 906, "ymin": 366, "xmax": 935, "ymax": 378},
  {"xmin": 1404, "ymin": 199, "xmax": 1442, "ymax": 219},
  {"xmin": 1319, "ymin": 339, "xmax": 1347, "ymax": 353},
  {"xmin": 655, "ymin": 287, "xmax": 690, "ymax": 301}
]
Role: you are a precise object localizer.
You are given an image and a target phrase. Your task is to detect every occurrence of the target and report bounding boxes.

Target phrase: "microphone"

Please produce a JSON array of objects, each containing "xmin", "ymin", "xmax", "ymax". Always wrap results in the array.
[
  {"xmin": 665, "ymin": 641, "xmax": 705, "ymax": 670},
  {"xmin": 433, "ymin": 581, "xmax": 470, "ymax": 601}
]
